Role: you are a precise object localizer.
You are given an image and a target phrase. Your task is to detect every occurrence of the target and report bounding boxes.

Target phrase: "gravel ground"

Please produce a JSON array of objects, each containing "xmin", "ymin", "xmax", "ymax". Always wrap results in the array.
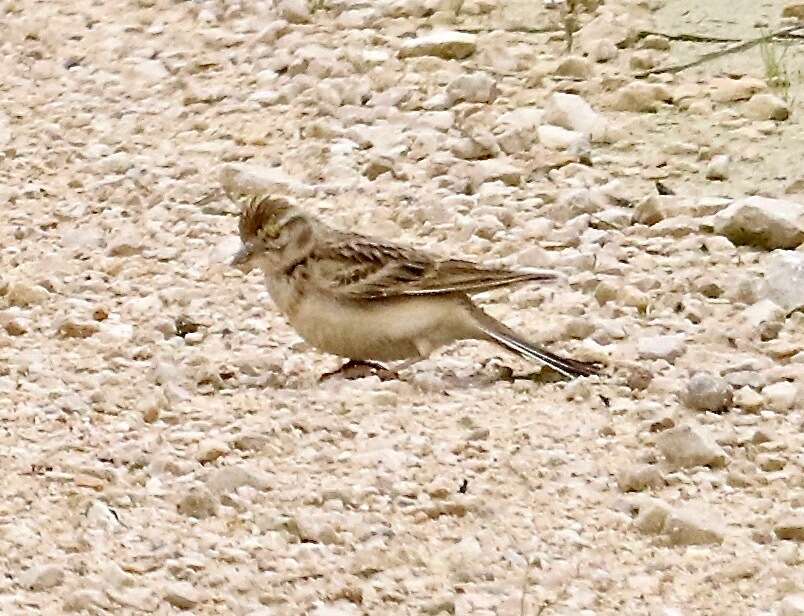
[{"xmin": 1, "ymin": 0, "xmax": 803, "ymax": 614}]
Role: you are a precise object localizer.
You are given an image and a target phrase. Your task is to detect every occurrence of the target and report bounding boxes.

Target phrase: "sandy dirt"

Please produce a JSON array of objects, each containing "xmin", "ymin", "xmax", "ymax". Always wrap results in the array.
[{"xmin": 1, "ymin": 0, "xmax": 803, "ymax": 614}]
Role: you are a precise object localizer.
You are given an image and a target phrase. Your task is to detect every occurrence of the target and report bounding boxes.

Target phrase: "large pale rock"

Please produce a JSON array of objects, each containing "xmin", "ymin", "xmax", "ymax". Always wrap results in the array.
[
  {"xmin": 764, "ymin": 250, "xmax": 804, "ymax": 313},
  {"xmin": 744, "ymin": 93, "xmax": 790, "ymax": 121},
  {"xmin": 637, "ymin": 334, "xmax": 686, "ymax": 361},
  {"xmin": 7, "ymin": 281, "xmax": 50, "ymax": 306},
  {"xmin": 663, "ymin": 508, "xmax": 726, "ymax": 545},
  {"xmin": 710, "ymin": 76, "xmax": 766, "ymax": 102},
  {"xmin": 712, "ymin": 196, "xmax": 804, "ymax": 249},
  {"xmin": 18, "ymin": 564, "xmax": 65, "ymax": 591},
  {"xmin": 781, "ymin": 595, "xmax": 804, "ymax": 616},
  {"xmin": 543, "ymin": 92, "xmax": 608, "ymax": 142},
  {"xmin": 218, "ymin": 163, "xmax": 313, "ymax": 199},
  {"xmin": 398, "ymin": 31, "xmax": 477, "ymax": 60},
  {"xmin": 685, "ymin": 373, "xmax": 733, "ymax": 413},
  {"xmin": 656, "ymin": 425, "xmax": 729, "ymax": 469},
  {"xmin": 612, "ymin": 82, "xmax": 672, "ymax": 112},
  {"xmin": 783, "ymin": 2, "xmax": 804, "ymax": 18},
  {"xmin": 774, "ymin": 514, "xmax": 804, "ymax": 541},
  {"xmin": 446, "ymin": 72, "xmax": 497, "ymax": 104}
]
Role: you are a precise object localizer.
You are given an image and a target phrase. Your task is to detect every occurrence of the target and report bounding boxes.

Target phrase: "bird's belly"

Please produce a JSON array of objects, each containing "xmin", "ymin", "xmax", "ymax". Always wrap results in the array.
[{"xmin": 285, "ymin": 294, "xmax": 463, "ymax": 361}]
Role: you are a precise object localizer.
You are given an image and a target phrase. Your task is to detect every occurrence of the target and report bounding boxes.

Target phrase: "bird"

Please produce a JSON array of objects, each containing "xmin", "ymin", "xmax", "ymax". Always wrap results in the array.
[{"xmin": 226, "ymin": 191, "xmax": 601, "ymax": 380}]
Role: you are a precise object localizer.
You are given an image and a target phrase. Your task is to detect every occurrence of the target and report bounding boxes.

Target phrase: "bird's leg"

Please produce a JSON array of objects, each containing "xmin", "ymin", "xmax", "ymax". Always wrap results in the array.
[{"xmin": 319, "ymin": 359, "xmax": 398, "ymax": 381}]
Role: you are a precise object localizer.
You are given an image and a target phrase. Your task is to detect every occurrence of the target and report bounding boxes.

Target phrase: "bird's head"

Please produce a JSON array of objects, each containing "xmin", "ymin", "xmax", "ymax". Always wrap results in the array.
[{"xmin": 230, "ymin": 192, "xmax": 314, "ymax": 273}]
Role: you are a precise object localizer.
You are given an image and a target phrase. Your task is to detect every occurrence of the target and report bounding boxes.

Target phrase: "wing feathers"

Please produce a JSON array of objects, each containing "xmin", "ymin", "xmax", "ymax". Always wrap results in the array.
[{"xmin": 311, "ymin": 233, "xmax": 559, "ymax": 299}]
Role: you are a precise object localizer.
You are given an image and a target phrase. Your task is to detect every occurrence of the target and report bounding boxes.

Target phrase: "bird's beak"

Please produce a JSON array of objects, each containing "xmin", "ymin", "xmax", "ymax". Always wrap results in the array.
[{"xmin": 230, "ymin": 244, "xmax": 253, "ymax": 271}]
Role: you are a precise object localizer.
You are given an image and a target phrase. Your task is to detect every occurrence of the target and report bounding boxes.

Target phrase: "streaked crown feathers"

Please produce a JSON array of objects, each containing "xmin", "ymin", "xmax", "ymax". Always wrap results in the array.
[{"xmin": 236, "ymin": 194, "xmax": 295, "ymax": 242}]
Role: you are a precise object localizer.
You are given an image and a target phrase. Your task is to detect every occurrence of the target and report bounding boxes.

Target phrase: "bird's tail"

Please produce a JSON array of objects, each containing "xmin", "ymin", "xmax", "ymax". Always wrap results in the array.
[{"xmin": 471, "ymin": 309, "xmax": 601, "ymax": 379}]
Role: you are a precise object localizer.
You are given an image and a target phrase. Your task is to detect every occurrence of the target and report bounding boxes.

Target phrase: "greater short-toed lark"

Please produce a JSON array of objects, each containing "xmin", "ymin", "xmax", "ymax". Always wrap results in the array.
[{"xmin": 226, "ymin": 192, "xmax": 600, "ymax": 379}]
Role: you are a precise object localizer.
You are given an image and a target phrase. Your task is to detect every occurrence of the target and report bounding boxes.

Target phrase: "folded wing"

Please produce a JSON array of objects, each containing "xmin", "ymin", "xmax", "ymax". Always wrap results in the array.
[{"xmin": 311, "ymin": 232, "xmax": 559, "ymax": 299}]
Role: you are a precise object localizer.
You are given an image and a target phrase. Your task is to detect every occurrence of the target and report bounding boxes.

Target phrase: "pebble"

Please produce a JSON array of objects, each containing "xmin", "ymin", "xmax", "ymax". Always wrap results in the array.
[
  {"xmin": 705, "ymin": 154, "xmax": 730, "ymax": 180},
  {"xmin": 775, "ymin": 515, "xmax": 804, "ymax": 541},
  {"xmin": 543, "ymin": 92, "xmax": 608, "ymax": 142},
  {"xmin": 744, "ymin": 93, "xmax": 790, "ymax": 121},
  {"xmin": 196, "ymin": 439, "xmax": 230, "ymax": 463},
  {"xmin": 447, "ymin": 72, "xmax": 498, "ymax": 104},
  {"xmin": 783, "ymin": 2, "xmax": 804, "ymax": 18},
  {"xmin": 637, "ymin": 334, "xmax": 687, "ymax": 361},
  {"xmin": 710, "ymin": 76, "xmax": 766, "ymax": 102},
  {"xmin": 762, "ymin": 381, "xmax": 798, "ymax": 412},
  {"xmin": 6, "ymin": 281, "xmax": 50, "ymax": 306},
  {"xmin": 177, "ymin": 484, "xmax": 219, "ymax": 518},
  {"xmin": 164, "ymin": 581, "xmax": 201, "ymax": 609},
  {"xmin": 764, "ymin": 250, "xmax": 804, "ymax": 313},
  {"xmin": 398, "ymin": 31, "xmax": 477, "ymax": 60},
  {"xmin": 612, "ymin": 82, "xmax": 672, "ymax": 112},
  {"xmin": 656, "ymin": 425, "xmax": 729, "ymax": 469},
  {"xmin": 712, "ymin": 196, "xmax": 804, "ymax": 250},
  {"xmin": 617, "ymin": 464, "xmax": 665, "ymax": 492},
  {"xmin": 684, "ymin": 373, "xmax": 733, "ymax": 413},
  {"xmin": 18, "ymin": 564, "xmax": 65, "ymax": 591},
  {"xmin": 663, "ymin": 508, "xmax": 726, "ymax": 545},
  {"xmin": 781, "ymin": 595, "xmax": 804, "ymax": 616},
  {"xmin": 538, "ymin": 124, "xmax": 589, "ymax": 152},
  {"xmin": 206, "ymin": 465, "xmax": 271, "ymax": 493},
  {"xmin": 555, "ymin": 55, "xmax": 594, "ymax": 79}
]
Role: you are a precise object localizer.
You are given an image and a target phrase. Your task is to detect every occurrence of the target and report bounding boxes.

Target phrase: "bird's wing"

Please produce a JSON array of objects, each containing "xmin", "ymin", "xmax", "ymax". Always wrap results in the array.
[{"xmin": 310, "ymin": 232, "xmax": 558, "ymax": 299}]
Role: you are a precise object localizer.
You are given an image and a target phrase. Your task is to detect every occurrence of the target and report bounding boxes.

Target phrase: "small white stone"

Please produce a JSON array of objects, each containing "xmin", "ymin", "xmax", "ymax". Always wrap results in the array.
[
  {"xmin": 398, "ymin": 31, "xmax": 477, "ymax": 60},
  {"xmin": 780, "ymin": 594, "xmax": 804, "ymax": 616},
  {"xmin": 276, "ymin": 0, "xmax": 311, "ymax": 23},
  {"xmin": 18, "ymin": 564, "xmax": 65, "ymax": 590},
  {"xmin": 744, "ymin": 93, "xmax": 789, "ymax": 121},
  {"xmin": 196, "ymin": 439, "xmax": 230, "ymax": 463},
  {"xmin": 656, "ymin": 424, "xmax": 729, "ymax": 469},
  {"xmin": 447, "ymin": 72, "xmax": 497, "ymax": 104},
  {"xmin": 7, "ymin": 281, "xmax": 50, "ymax": 306},
  {"xmin": 637, "ymin": 334, "xmax": 687, "ymax": 361},
  {"xmin": 762, "ymin": 381, "xmax": 798, "ymax": 412},
  {"xmin": 705, "ymin": 154, "xmax": 730, "ymax": 180},
  {"xmin": 538, "ymin": 124, "xmax": 589, "ymax": 152},
  {"xmin": 164, "ymin": 581, "xmax": 200, "ymax": 609}
]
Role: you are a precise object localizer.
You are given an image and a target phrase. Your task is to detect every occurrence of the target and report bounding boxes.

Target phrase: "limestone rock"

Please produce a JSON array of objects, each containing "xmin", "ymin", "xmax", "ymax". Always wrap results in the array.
[
  {"xmin": 612, "ymin": 82, "xmax": 672, "ymax": 112},
  {"xmin": 656, "ymin": 425, "xmax": 729, "ymax": 469},
  {"xmin": 710, "ymin": 76, "xmax": 765, "ymax": 102},
  {"xmin": 764, "ymin": 250, "xmax": 804, "ymax": 313},
  {"xmin": 617, "ymin": 464, "xmax": 665, "ymax": 492},
  {"xmin": 705, "ymin": 155, "xmax": 730, "ymax": 180},
  {"xmin": 712, "ymin": 197, "xmax": 804, "ymax": 249},
  {"xmin": 684, "ymin": 373, "xmax": 733, "ymax": 413},
  {"xmin": 164, "ymin": 581, "xmax": 200, "ymax": 609},
  {"xmin": 762, "ymin": 381, "xmax": 798, "ymax": 412},
  {"xmin": 744, "ymin": 93, "xmax": 790, "ymax": 121},
  {"xmin": 447, "ymin": 72, "xmax": 497, "ymax": 104},
  {"xmin": 663, "ymin": 508, "xmax": 726, "ymax": 545},
  {"xmin": 7, "ymin": 281, "xmax": 50, "ymax": 307},
  {"xmin": 783, "ymin": 2, "xmax": 804, "ymax": 18},
  {"xmin": 780, "ymin": 594, "xmax": 804, "ymax": 616},
  {"xmin": 18, "ymin": 564, "xmax": 65, "ymax": 591},
  {"xmin": 543, "ymin": 92, "xmax": 608, "ymax": 142},
  {"xmin": 637, "ymin": 334, "xmax": 687, "ymax": 362},
  {"xmin": 398, "ymin": 31, "xmax": 477, "ymax": 60},
  {"xmin": 774, "ymin": 515, "xmax": 804, "ymax": 541},
  {"xmin": 177, "ymin": 484, "xmax": 218, "ymax": 519}
]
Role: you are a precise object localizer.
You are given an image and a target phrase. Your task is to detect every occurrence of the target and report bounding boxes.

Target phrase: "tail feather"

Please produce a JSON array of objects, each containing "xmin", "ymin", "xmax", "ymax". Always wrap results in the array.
[{"xmin": 480, "ymin": 326, "xmax": 601, "ymax": 379}]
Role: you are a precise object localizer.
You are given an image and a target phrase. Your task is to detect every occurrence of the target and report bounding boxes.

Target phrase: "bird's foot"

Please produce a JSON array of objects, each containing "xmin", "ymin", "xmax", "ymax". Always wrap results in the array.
[{"xmin": 320, "ymin": 359, "xmax": 398, "ymax": 382}]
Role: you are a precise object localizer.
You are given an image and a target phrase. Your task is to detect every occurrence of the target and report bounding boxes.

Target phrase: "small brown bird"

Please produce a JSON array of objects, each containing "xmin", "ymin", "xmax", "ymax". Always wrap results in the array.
[{"xmin": 228, "ymin": 192, "xmax": 599, "ymax": 379}]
